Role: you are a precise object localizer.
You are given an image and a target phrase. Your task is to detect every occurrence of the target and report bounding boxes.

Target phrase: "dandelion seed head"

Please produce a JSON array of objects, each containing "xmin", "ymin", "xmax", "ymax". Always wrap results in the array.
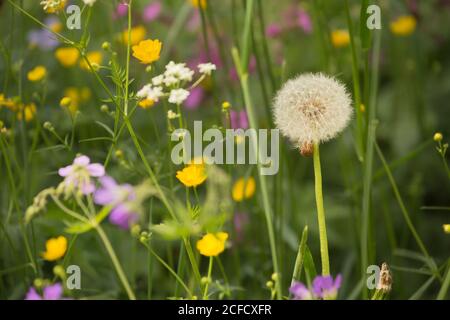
[{"xmin": 273, "ymin": 73, "xmax": 352, "ymax": 148}]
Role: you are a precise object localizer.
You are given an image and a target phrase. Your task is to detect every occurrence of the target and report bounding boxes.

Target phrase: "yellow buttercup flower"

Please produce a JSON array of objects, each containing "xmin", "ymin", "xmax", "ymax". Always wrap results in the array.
[
  {"xmin": 121, "ymin": 25, "xmax": 147, "ymax": 46},
  {"xmin": 0, "ymin": 94, "xmax": 16, "ymax": 109},
  {"xmin": 444, "ymin": 224, "xmax": 450, "ymax": 234},
  {"xmin": 232, "ymin": 176, "xmax": 256, "ymax": 202},
  {"xmin": 196, "ymin": 232, "xmax": 228, "ymax": 257},
  {"xmin": 390, "ymin": 15, "xmax": 416, "ymax": 36},
  {"xmin": 27, "ymin": 66, "xmax": 47, "ymax": 82},
  {"xmin": 63, "ymin": 87, "xmax": 91, "ymax": 114},
  {"xmin": 190, "ymin": 0, "xmax": 207, "ymax": 9},
  {"xmin": 17, "ymin": 103, "xmax": 37, "ymax": 122},
  {"xmin": 42, "ymin": 236, "xmax": 67, "ymax": 261},
  {"xmin": 79, "ymin": 51, "xmax": 103, "ymax": 70},
  {"xmin": 132, "ymin": 39, "xmax": 162, "ymax": 64},
  {"xmin": 55, "ymin": 47, "xmax": 80, "ymax": 67},
  {"xmin": 331, "ymin": 29, "xmax": 350, "ymax": 48},
  {"xmin": 176, "ymin": 164, "xmax": 207, "ymax": 187},
  {"xmin": 138, "ymin": 98, "xmax": 155, "ymax": 109}
]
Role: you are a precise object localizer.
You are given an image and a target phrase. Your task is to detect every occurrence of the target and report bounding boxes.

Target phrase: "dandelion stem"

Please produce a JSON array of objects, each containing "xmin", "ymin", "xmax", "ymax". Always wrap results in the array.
[{"xmin": 313, "ymin": 144, "xmax": 330, "ymax": 276}]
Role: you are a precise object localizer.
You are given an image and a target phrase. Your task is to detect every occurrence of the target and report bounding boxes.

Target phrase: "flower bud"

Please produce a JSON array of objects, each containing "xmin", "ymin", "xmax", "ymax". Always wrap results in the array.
[
  {"xmin": 434, "ymin": 132, "xmax": 443, "ymax": 142},
  {"xmin": 102, "ymin": 41, "xmax": 111, "ymax": 51}
]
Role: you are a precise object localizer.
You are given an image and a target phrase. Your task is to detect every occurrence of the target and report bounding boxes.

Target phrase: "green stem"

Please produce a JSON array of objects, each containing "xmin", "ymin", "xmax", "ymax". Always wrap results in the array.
[
  {"xmin": 231, "ymin": 48, "xmax": 282, "ymax": 299},
  {"xmin": 437, "ymin": 261, "xmax": 450, "ymax": 300},
  {"xmin": 124, "ymin": 0, "xmax": 132, "ymax": 116},
  {"xmin": 202, "ymin": 256, "xmax": 214, "ymax": 300},
  {"xmin": 375, "ymin": 142, "xmax": 440, "ymax": 280},
  {"xmin": 344, "ymin": 0, "xmax": 364, "ymax": 161},
  {"xmin": 360, "ymin": 27, "xmax": 381, "ymax": 299},
  {"xmin": 313, "ymin": 144, "xmax": 330, "ymax": 276},
  {"xmin": 95, "ymin": 225, "xmax": 136, "ymax": 300},
  {"xmin": 141, "ymin": 241, "xmax": 193, "ymax": 298}
]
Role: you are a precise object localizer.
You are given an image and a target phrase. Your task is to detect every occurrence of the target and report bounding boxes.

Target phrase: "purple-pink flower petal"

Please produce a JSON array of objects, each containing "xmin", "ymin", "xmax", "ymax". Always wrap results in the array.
[
  {"xmin": 143, "ymin": 2, "xmax": 162, "ymax": 22},
  {"xmin": 43, "ymin": 283, "xmax": 63, "ymax": 300},
  {"xmin": 25, "ymin": 287, "xmax": 42, "ymax": 300},
  {"xmin": 87, "ymin": 163, "xmax": 105, "ymax": 177},
  {"xmin": 74, "ymin": 155, "xmax": 90, "ymax": 166}
]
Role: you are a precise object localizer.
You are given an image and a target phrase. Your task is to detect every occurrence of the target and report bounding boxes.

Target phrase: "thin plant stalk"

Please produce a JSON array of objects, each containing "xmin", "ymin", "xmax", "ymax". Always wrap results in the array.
[
  {"xmin": 202, "ymin": 256, "xmax": 214, "ymax": 300},
  {"xmin": 313, "ymin": 144, "xmax": 330, "ymax": 276},
  {"xmin": 95, "ymin": 225, "xmax": 136, "ymax": 300},
  {"xmin": 232, "ymin": 48, "xmax": 282, "ymax": 300}
]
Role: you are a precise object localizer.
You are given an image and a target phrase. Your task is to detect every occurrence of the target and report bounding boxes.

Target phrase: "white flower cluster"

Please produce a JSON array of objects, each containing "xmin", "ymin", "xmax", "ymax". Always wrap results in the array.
[
  {"xmin": 136, "ymin": 61, "xmax": 216, "ymax": 106},
  {"xmin": 39, "ymin": 0, "xmax": 64, "ymax": 11}
]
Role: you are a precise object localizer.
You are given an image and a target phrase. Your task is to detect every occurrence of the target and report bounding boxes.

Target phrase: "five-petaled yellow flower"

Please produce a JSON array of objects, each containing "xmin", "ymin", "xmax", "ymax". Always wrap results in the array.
[
  {"xmin": 55, "ymin": 47, "xmax": 80, "ymax": 67},
  {"xmin": 42, "ymin": 236, "xmax": 68, "ymax": 261},
  {"xmin": 390, "ymin": 15, "xmax": 416, "ymax": 36},
  {"xmin": 176, "ymin": 164, "xmax": 207, "ymax": 187},
  {"xmin": 331, "ymin": 29, "xmax": 350, "ymax": 48},
  {"xmin": 196, "ymin": 232, "xmax": 228, "ymax": 257},
  {"xmin": 132, "ymin": 39, "xmax": 162, "ymax": 64},
  {"xmin": 232, "ymin": 176, "xmax": 256, "ymax": 202},
  {"xmin": 27, "ymin": 66, "xmax": 47, "ymax": 82}
]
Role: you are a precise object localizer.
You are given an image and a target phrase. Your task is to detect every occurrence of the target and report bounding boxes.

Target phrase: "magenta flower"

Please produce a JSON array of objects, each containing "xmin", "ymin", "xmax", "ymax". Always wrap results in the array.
[
  {"xmin": 290, "ymin": 274, "xmax": 342, "ymax": 300},
  {"xmin": 94, "ymin": 176, "xmax": 139, "ymax": 229},
  {"xmin": 297, "ymin": 9, "xmax": 313, "ymax": 34},
  {"xmin": 143, "ymin": 2, "xmax": 162, "ymax": 22},
  {"xmin": 184, "ymin": 87, "xmax": 205, "ymax": 110},
  {"xmin": 58, "ymin": 155, "xmax": 105, "ymax": 194},
  {"xmin": 25, "ymin": 283, "xmax": 64, "ymax": 300},
  {"xmin": 313, "ymin": 274, "xmax": 342, "ymax": 299},
  {"xmin": 113, "ymin": 3, "xmax": 128, "ymax": 19},
  {"xmin": 289, "ymin": 282, "xmax": 313, "ymax": 300},
  {"xmin": 266, "ymin": 23, "xmax": 282, "ymax": 38},
  {"xmin": 230, "ymin": 110, "xmax": 249, "ymax": 129}
]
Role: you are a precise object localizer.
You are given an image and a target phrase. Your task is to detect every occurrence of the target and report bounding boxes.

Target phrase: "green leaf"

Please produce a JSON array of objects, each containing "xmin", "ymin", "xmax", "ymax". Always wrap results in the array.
[
  {"xmin": 95, "ymin": 121, "xmax": 115, "ymax": 137},
  {"xmin": 65, "ymin": 206, "xmax": 111, "ymax": 234},
  {"xmin": 303, "ymin": 245, "xmax": 317, "ymax": 288}
]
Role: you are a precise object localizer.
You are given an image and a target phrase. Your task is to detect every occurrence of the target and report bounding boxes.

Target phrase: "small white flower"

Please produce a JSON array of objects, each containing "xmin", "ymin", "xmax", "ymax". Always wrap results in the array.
[
  {"xmin": 152, "ymin": 75, "xmax": 164, "ymax": 86},
  {"xmin": 83, "ymin": 0, "xmax": 97, "ymax": 6},
  {"xmin": 163, "ymin": 75, "xmax": 179, "ymax": 87},
  {"xmin": 168, "ymin": 89, "xmax": 190, "ymax": 105},
  {"xmin": 146, "ymin": 86, "xmax": 164, "ymax": 102},
  {"xmin": 164, "ymin": 61, "xmax": 194, "ymax": 83},
  {"xmin": 137, "ymin": 85, "xmax": 152, "ymax": 99},
  {"xmin": 198, "ymin": 63, "xmax": 216, "ymax": 76},
  {"xmin": 167, "ymin": 110, "xmax": 180, "ymax": 120},
  {"xmin": 273, "ymin": 73, "xmax": 352, "ymax": 149}
]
